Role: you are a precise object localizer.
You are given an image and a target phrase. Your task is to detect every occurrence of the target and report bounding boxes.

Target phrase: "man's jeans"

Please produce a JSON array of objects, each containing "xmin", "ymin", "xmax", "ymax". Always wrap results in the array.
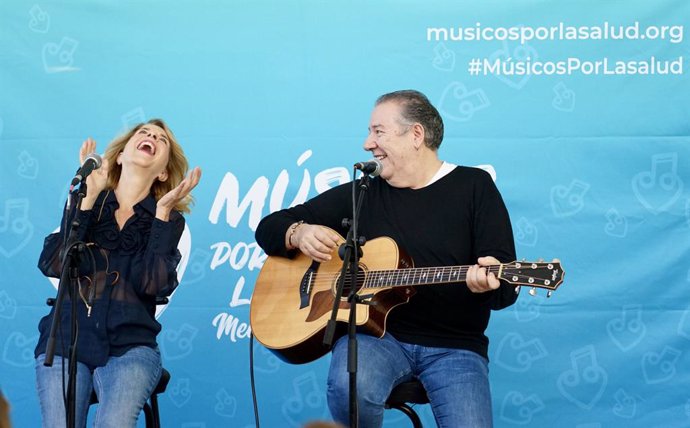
[{"xmin": 327, "ymin": 333, "xmax": 492, "ymax": 428}]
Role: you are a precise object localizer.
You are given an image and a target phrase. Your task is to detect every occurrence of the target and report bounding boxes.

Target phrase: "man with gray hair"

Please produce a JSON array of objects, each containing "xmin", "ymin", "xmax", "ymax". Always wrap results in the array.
[{"xmin": 256, "ymin": 89, "xmax": 517, "ymax": 427}]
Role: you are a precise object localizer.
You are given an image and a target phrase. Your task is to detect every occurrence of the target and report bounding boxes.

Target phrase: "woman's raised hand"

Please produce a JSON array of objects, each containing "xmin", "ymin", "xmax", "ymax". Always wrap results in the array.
[{"xmin": 156, "ymin": 167, "xmax": 202, "ymax": 221}]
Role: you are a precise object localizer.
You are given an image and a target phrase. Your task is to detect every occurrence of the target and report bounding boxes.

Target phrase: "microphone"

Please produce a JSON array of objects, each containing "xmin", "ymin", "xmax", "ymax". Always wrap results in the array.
[
  {"xmin": 70, "ymin": 153, "xmax": 102, "ymax": 189},
  {"xmin": 353, "ymin": 159, "xmax": 382, "ymax": 177}
]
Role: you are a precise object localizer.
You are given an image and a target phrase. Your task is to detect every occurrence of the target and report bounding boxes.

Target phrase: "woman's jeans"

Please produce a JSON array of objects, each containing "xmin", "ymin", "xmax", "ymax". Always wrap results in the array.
[
  {"xmin": 35, "ymin": 346, "xmax": 162, "ymax": 428},
  {"xmin": 327, "ymin": 333, "xmax": 492, "ymax": 428}
]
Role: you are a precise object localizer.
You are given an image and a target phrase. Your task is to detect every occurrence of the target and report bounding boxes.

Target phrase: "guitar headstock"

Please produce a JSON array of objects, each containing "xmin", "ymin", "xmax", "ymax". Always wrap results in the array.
[{"xmin": 498, "ymin": 261, "xmax": 564, "ymax": 296}]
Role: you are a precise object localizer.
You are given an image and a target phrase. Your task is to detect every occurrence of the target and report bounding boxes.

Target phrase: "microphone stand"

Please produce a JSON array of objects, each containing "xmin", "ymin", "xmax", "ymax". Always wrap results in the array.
[
  {"xmin": 44, "ymin": 183, "xmax": 88, "ymax": 428},
  {"xmin": 323, "ymin": 170, "xmax": 373, "ymax": 428}
]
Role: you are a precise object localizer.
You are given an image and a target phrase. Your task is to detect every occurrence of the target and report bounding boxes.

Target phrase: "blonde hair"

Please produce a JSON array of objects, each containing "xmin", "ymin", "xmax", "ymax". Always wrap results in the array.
[{"xmin": 103, "ymin": 118, "xmax": 193, "ymax": 213}]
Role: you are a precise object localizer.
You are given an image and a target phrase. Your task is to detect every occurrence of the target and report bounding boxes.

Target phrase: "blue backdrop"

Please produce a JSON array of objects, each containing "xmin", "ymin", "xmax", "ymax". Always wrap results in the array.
[{"xmin": 1, "ymin": 1, "xmax": 689, "ymax": 427}]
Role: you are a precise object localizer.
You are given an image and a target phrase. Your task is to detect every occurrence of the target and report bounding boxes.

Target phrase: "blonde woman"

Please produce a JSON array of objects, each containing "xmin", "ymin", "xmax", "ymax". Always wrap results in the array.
[{"xmin": 34, "ymin": 119, "xmax": 201, "ymax": 428}]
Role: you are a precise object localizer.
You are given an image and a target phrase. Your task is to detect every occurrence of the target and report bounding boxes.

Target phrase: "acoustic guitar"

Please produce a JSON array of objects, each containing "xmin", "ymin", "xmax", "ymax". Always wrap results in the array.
[{"xmin": 250, "ymin": 232, "xmax": 564, "ymax": 364}]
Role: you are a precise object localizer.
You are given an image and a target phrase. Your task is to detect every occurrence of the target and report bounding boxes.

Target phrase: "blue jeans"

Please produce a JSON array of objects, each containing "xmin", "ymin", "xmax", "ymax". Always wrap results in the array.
[
  {"xmin": 35, "ymin": 346, "xmax": 162, "ymax": 428},
  {"xmin": 327, "ymin": 333, "xmax": 492, "ymax": 428}
]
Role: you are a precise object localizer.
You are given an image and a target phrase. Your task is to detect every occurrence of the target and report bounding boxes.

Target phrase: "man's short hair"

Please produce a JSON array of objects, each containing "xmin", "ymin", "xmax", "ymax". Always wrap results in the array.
[{"xmin": 376, "ymin": 90, "xmax": 444, "ymax": 150}]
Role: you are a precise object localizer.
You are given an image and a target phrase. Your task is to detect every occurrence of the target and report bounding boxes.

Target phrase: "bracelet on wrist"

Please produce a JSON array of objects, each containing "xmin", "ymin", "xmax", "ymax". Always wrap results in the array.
[{"xmin": 287, "ymin": 221, "xmax": 304, "ymax": 249}]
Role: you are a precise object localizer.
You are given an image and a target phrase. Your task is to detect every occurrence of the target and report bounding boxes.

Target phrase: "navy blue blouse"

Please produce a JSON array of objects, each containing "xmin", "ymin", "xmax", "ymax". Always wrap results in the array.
[{"xmin": 35, "ymin": 190, "xmax": 184, "ymax": 368}]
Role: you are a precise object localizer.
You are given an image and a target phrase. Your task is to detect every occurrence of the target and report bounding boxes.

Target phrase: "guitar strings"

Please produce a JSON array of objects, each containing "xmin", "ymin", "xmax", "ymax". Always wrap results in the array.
[
  {"xmin": 304, "ymin": 265, "xmax": 499, "ymax": 288},
  {"xmin": 302, "ymin": 265, "xmax": 550, "ymax": 289}
]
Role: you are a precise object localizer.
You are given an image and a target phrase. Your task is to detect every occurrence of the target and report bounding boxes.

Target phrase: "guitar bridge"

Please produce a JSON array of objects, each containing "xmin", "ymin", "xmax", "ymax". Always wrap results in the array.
[{"xmin": 299, "ymin": 261, "xmax": 320, "ymax": 309}]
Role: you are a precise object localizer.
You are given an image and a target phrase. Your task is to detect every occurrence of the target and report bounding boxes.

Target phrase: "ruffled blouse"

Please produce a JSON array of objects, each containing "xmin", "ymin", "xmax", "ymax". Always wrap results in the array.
[{"xmin": 35, "ymin": 190, "xmax": 184, "ymax": 368}]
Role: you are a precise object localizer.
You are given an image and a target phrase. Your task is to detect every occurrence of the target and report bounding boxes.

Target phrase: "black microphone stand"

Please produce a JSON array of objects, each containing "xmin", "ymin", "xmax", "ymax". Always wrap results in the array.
[
  {"xmin": 44, "ymin": 183, "xmax": 88, "ymax": 428},
  {"xmin": 323, "ymin": 169, "xmax": 373, "ymax": 428}
]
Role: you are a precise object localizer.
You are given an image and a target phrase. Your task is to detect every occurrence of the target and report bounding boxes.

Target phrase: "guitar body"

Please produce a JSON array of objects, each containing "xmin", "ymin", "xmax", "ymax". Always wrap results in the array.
[
  {"xmin": 250, "ymin": 234, "xmax": 415, "ymax": 364},
  {"xmin": 250, "ymin": 229, "xmax": 565, "ymax": 365}
]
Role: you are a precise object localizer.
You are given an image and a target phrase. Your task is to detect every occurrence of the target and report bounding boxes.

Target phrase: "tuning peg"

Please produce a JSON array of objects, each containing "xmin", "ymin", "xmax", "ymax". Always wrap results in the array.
[
  {"xmin": 529, "ymin": 287, "xmax": 537, "ymax": 296},
  {"xmin": 547, "ymin": 291, "xmax": 553, "ymax": 298},
  {"xmin": 538, "ymin": 258, "xmax": 544, "ymax": 263},
  {"xmin": 514, "ymin": 286, "xmax": 521, "ymax": 294}
]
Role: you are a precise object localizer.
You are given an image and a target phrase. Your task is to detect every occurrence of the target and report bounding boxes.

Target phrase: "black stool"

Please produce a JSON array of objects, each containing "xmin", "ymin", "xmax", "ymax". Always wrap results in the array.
[
  {"xmin": 384, "ymin": 379, "xmax": 429, "ymax": 428},
  {"xmin": 89, "ymin": 368, "xmax": 170, "ymax": 428}
]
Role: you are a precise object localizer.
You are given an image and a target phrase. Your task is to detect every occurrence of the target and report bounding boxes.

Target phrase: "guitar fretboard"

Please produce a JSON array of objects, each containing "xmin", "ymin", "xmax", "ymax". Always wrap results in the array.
[{"xmin": 362, "ymin": 265, "xmax": 502, "ymax": 288}]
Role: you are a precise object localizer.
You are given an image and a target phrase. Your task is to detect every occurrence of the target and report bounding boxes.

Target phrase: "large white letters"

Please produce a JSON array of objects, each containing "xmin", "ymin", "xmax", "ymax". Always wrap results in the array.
[{"xmin": 206, "ymin": 150, "xmax": 355, "ymax": 345}]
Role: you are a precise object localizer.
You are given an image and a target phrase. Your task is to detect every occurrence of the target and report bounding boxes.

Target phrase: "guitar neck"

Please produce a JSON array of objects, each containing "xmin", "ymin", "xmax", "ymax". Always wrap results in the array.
[
  {"xmin": 363, "ymin": 265, "xmax": 498, "ymax": 289},
  {"xmin": 361, "ymin": 260, "xmax": 563, "ymax": 290}
]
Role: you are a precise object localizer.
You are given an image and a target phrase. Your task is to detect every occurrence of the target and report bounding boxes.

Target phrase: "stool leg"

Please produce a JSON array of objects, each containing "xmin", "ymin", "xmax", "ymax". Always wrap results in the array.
[
  {"xmin": 150, "ymin": 395, "xmax": 161, "ymax": 428},
  {"xmin": 143, "ymin": 400, "xmax": 156, "ymax": 428},
  {"xmin": 394, "ymin": 403, "xmax": 423, "ymax": 428},
  {"xmin": 144, "ymin": 368, "xmax": 169, "ymax": 428}
]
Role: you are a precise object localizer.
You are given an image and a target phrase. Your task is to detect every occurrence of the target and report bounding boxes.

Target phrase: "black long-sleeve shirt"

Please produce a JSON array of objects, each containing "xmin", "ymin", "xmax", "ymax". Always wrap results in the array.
[
  {"xmin": 255, "ymin": 166, "xmax": 517, "ymax": 359},
  {"xmin": 35, "ymin": 190, "xmax": 184, "ymax": 368}
]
